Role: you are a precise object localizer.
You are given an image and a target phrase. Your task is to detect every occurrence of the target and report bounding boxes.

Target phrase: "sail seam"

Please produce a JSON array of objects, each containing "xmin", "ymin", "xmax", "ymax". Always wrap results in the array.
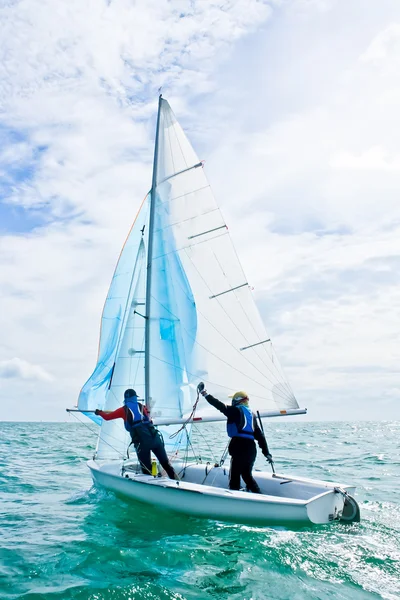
[
  {"xmin": 168, "ymin": 101, "xmax": 189, "ymax": 171},
  {"xmin": 159, "ymin": 184, "xmax": 210, "ymax": 205},
  {"xmin": 149, "ymin": 295, "xmax": 294, "ymax": 405},
  {"xmin": 149, "ymin": 352, "xmax": 293, "ymax": 405},
  {"xmin": 183, "ymin": 246, "xmax": 294, "ymax": 397},
  {"xmin": 151, "ymin": 230, "xmax": 229, "ymax": 261},
  {"xmin": 153, "ymin": 207, "xmax": 220, "ymax": 234},
  {"xmin": 180, "ymin": 248, "xmax": 296, "ymax": 400}
]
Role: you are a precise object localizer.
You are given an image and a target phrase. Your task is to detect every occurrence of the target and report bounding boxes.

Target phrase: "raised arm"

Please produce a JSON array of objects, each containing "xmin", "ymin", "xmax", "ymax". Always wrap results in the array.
[
  {"xmin": 203, "ymin": 393, "xmax": 230, "ymax": 417},
  {"xmin": 197, "ymin": 382, "xmax": 238, "ymax": 419}
]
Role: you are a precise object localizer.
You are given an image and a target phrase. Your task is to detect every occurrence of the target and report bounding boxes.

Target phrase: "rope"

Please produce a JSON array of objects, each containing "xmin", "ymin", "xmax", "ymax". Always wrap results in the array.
[
  {"xmin": 149, "ymin": 292, "xmax": 292, "ymax": 404},
  {"xmin": 219, "ymin": 442, "xmax": 229, "ymax": 466},
  {"xmin": 68, "ymin": 410, "xmax": 125, "ymax": 459},
  {"xmin": 169, "ymin": 390, "xmax": 200, "ymax": 439}
]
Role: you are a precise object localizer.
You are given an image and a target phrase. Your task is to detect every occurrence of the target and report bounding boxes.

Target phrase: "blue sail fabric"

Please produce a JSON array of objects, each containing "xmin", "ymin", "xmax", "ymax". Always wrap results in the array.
[
  {"xmin": 78, "ymin": 196, "xmax": 149, "ymax": 424},
  {"xmin": 148, "ymin": 186, "xmax": 197, "ymax": 434}
]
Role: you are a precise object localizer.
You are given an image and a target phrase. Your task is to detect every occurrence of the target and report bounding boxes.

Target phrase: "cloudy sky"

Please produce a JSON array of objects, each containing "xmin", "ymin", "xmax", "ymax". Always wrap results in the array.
[{"xmin": 1, "ymin": 0, "xmax": 399, "ymax": 422}]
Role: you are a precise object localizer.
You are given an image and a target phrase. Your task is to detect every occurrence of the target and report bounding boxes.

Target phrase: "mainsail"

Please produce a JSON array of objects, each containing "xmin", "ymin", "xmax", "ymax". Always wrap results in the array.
[
  {"xmin": 78, "ymin": 97, "xmax": 300, "ymax": 460},
  {"xmin": 146, "ymin": 98, "xmax": 298, "ymax": 420}
]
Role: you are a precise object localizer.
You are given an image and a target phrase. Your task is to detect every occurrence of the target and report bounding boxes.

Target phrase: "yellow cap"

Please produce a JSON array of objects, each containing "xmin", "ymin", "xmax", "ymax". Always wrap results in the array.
[{"xmin": 228, "ymin": 391, "xmax": 248, "ymax": 401}]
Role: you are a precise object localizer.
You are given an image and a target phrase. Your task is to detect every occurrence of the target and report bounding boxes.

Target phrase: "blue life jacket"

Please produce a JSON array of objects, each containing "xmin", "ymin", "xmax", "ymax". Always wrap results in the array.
[
  {"xmin": 227, "ymin": 405, "xmax": 254, "ymax": 440},
  {"xmin": 124, "ymin": 399, "xmax": 151, "ymax": 433}
]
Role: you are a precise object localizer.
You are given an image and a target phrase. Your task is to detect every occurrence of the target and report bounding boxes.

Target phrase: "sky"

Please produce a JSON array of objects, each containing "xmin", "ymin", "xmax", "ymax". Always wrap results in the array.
[{"xmin": 1, "ymin": 0, "xmax": 399, "ymax": 422}]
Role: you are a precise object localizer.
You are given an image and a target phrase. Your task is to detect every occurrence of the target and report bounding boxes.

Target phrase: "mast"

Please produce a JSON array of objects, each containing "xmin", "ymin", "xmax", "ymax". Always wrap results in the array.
[{"xmin": 144, "ymin": 94, "xmax": 163, "ymax": 408}]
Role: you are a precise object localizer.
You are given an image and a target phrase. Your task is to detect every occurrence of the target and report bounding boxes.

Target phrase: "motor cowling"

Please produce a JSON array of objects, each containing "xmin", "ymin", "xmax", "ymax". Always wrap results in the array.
[{"xmin": 339, "ymin": 494, "xmax": 360, "ymax": 523}]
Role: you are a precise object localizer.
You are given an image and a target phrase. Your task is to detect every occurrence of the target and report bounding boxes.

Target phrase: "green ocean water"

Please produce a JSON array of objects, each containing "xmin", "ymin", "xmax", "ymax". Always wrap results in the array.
[{"xmin": 0, "ymin": 421, "xmax": 399, "ymax": 600}]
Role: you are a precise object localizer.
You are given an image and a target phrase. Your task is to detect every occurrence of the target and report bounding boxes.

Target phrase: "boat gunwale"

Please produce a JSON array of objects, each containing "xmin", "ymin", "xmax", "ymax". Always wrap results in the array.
[{"xmin": 88, "ymin": 459, "xmax": 340, "ymax": 506}]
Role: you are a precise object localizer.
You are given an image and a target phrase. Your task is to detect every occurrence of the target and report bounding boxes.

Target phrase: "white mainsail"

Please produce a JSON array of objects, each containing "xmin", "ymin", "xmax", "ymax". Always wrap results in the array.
[
  {"xmin": 78, "ymin": 97, "xmax": 300, "ymax": 460},
  {"xmin": 147, "ymin": 98, "xmax": 298, "ymax": 421}
]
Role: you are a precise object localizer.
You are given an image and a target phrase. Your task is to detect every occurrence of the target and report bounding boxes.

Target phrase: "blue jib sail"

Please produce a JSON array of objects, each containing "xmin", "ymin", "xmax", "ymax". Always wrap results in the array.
[{"xmin": 77, "ymin": 196, "xmax": 150, "ymax": 424}]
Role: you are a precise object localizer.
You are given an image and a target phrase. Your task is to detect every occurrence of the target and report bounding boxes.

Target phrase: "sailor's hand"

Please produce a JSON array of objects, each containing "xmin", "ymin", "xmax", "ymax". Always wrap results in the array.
[
  {"xmin": 95, "ymin": 409, "xmax": 101, "ymax": 416},
  {"xmin": 265, "ymin": 453, "xmax": 273, "ymax": 464},
  {"xmin": 197, "ymin": 382, "xmax": 207, "ymax": 396}
]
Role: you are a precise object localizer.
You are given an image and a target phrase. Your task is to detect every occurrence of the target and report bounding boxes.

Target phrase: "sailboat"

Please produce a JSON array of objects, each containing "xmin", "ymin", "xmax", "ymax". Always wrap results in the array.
[{"xmin": 71, "ymin": 96, "xmax": 360, "ymax": 525}]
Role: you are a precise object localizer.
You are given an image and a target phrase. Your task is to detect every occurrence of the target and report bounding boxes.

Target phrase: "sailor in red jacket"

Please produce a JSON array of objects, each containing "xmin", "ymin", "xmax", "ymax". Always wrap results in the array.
[{"xmin": 95, "ymin": 389, "xmax": 177, "ymax": 479}]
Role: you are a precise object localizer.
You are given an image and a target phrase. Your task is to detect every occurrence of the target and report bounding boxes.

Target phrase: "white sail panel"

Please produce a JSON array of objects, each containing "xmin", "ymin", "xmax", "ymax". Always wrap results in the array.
[{"xmin": 148, "ymin": 99, "xmax": 297, "ymax": 419}]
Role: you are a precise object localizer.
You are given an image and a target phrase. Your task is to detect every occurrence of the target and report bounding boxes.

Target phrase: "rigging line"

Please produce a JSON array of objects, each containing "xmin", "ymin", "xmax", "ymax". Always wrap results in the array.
[
  {"xmin": 182, "ymin": 249, "xmax": 294, "ymax": 397},
  {"xmin": 149, "ymin": 294, "xmax": 287, "ymax": 399},
  {"xmin": 131, "ymin": 322, "xmax": 145, "ymax": 391},
  {"xmin": 270, "ymin": 341, "xmax": 296, "ymax": 397},
  {"xmin": 186, "ymin": 429, "xmax": 199, "ymax": 465},
  {"xmin": 158, "ymin": 184, "xmax": 211, "ymax": 207},
  {"xmin": 151, "ymin": 242, "xmax": 287, "ymax": 391},
  {"xmin": 69, "ymin": 411, "xmax": 125, "ymax": 458},
  {"xmin": 68, "ymin": 411, "xmax": 98, "ymax": 437},
  {"xmin": 193, "ymin": 423, "xmax": 218, "ymax": 464},
  {"xmin": 164, "ymin": 429, "xmax": 182, "ymax": 460},
  {"xmin": 170, "ymin": 391, "xmax": 200, "ymax": 439},
  {"xmin": 150, "ymin": 282, "xmax": 293, "ymax": 404},
  {"xmin": 151, "ymin": 229, "xmax": 229, "ymax": 261},
  {"xmin": 208, "ymin": 252, "xmax": 282, "ymax": 382},
  {"xmin": 175, "ymin": 429, "xmax": 198, "ymax": 476},
  {"xmin": 168, "ymin": 101, "xmax": 190, "ymax": 172},
  {"xmin": 148, "ymin": 353, "xmax": 289, "ymax": 405},
  {"xmin": 165, "ymin": 107, "xmax": 177, "ymax": 178},
  {"xmin": 148, "ymin": 229, "xmax": 290, "ymax": 401},
  {"xmin": 219, "ymin": 441, "xmax": 229, "ymax": 466},
  {"xmin": 220, "ymin": 236, "xmax": 294, "ymax": 395},
  {"xmin": 93, "ymin": 410, "xmax": 132, "ymax": 449},
  {"xmin": 165, "ymin": 211, "xmax": 290, "ymax": 390},
  {"xmin": 145, "ymin": 311, "xmax": 290, "ymax": 405}
]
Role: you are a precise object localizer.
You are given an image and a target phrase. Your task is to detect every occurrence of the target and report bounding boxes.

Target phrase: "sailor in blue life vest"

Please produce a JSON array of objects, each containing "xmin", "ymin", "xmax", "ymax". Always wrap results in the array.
[
  {"xmin": 95, "ymin": 389, "xmax": 178, "ymax": 480},
  {"xmin": 197, "ymin": 383, "xmax": 273, "ymax": 493}
]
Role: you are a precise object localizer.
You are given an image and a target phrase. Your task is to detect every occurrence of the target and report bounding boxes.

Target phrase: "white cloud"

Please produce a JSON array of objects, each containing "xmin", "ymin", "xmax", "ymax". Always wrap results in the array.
[
  {"xmin": 201, "ymin": 2, "xmax": 400, "ymax": 420},
  {"xmin": 361, "ymin": 23, "xmax": 400, "ymax": 63},
  {"xmin": 0, "ymin": 357, "xmax": 53, "ymax": 381},
  {"xmin": 330, "ymin": 146, "xmax": 400, "ymax": 171},
  {"xmin": 0, "ymin": 0, "xmax": 274, "ymax": 421},
  {"xmin": 1, "ymin": 0, "xmax": 400, "ymax": 422}
]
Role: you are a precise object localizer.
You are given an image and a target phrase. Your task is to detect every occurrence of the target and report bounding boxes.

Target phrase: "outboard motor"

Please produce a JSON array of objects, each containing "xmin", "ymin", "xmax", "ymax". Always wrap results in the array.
[
  {"xmin": 335, "ymin": 488, "xmax": 361, "ymax": 523},
  {"xmin": 340, "ymin": 494, "xmax": 360, "ymax": 523}
]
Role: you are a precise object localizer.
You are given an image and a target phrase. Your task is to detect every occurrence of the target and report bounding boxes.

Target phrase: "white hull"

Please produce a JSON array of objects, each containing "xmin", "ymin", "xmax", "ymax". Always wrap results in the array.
[{"xmin": 88, "ymin": 460, "xmax": 358, "ymax": 526}]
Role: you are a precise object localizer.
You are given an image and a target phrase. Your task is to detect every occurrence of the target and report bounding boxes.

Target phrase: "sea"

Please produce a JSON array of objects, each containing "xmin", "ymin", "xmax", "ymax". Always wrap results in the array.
[{"xmin": 0, "ymin": 420, "xmax": 399, "ymax": 600}]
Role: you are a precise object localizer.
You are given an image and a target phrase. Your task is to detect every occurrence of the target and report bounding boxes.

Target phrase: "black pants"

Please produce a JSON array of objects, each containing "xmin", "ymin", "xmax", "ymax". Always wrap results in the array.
[
  {"xmin": 131, "ymin": 425, "xmax": 177, "ymax": 479},
  {"xmin": 228, "ymin": 437, "xmax": 261, "ymax": 493}
]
